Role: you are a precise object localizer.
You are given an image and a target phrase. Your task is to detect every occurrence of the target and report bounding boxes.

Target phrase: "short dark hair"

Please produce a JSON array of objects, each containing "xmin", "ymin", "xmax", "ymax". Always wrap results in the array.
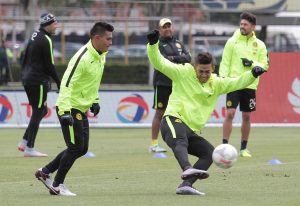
[
  {"xmin": 90, "ymin": 22, "xmax": 114, "ymax": 37},
  {"xmin": 195, "ymin": 52, "xmax": 214, "ymax": 65},
  {"xmin": 240, "ymin": 12, "xmax": 256, "ymax": 25}
]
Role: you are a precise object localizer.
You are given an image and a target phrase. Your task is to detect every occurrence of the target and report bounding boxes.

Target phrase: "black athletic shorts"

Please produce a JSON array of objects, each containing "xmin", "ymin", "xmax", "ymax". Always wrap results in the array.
[
  {"xmin": 24, "ymin": 84, "xmax": 49, "ymax": 109},
  {"xmin": 226, "ymin": 88, "xmax": 256, "ymax": 112},
  {"xmin": 152, "ymin": 85, "xmax": 172, "ymax": 110}
]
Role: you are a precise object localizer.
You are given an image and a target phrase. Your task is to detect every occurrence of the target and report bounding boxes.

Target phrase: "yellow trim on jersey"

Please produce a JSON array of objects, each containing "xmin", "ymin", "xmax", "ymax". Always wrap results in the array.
[
  {"xmin": 69, "ymin": 125, "xmax": 75, "ymax": 144},
  {"xmin": 45, "ymin": 35, "xmax": 54, "ymax": 64},
  {"xmin": 166, "ymin": 116, "xmax": 176, "ymax": 138},
  {"xmin": 38, "ymin": 85, "xmax": 43, "ymax": 108}
]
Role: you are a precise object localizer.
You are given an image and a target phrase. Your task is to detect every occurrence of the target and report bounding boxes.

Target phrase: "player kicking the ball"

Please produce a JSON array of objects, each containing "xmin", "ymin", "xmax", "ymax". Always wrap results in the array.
[{"xmin": 146, "ymin": 30, "xmax": 266, "ymax": 195}]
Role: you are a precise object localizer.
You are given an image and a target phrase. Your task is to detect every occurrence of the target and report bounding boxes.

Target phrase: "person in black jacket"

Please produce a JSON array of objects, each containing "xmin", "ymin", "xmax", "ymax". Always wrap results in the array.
[
  {"xmin": 0, "ymin": 39, "xmax": 10, "ymax": 85},
  {"xmin": 17, "ymin": 12, "xmax": 60, "ymax": 157},
  {"xmin": 150, "ymin": 18, "xmax": 191, "ymax": 153}
]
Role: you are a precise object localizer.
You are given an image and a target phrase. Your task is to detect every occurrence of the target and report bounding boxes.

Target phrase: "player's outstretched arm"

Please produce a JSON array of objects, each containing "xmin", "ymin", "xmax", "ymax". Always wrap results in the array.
[
  {"xmin": 146, "ymin": 30, "xmax": 187, "ymax": 81},
  {"xmin": 218, "ymin": 66, "xmax": 265, "ymax": 94}
]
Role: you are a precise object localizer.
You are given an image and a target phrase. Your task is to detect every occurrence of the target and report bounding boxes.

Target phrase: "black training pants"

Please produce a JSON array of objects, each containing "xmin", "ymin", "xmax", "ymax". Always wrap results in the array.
[
  {"xmin": 23, "ymin": 84, "xmax": 48, "ymax": 148},
  {"xmin": 45, "ymin": 108, "xmax": 89, "ymax": 185},
  {"xmin": 160, "ymin": 116, "xmax": 214, "ymax": 171}
]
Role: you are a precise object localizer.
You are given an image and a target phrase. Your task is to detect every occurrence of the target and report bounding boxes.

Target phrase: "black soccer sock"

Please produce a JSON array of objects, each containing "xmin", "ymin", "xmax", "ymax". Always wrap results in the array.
[
  {"xmin": 42, "ymin": 167, "xmax": 50, "ymax": 174},
  {"xmin": 222, "ymin": 139, "xmax": 228, "ymax": 144},
  {"xmin": 181, "ymin": 176, "xmax": 197, "ymax": 187},
  {"xmin": 52, "ymin": 181, "xmax": 60, "ymax": 187},
  {"xmin": 241, "ymin": 140, "xmax": 248, "ymax": 150}
]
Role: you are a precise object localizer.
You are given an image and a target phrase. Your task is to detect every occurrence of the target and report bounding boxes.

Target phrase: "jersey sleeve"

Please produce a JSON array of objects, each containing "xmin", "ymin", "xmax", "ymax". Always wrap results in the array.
[
  {"xmin": 147, "ymin": 42, "xmax": 187, "ymax": 81},
  {"xmin": 219, "ymin": 39, "xmax": 233, "ymax": 77},
  {"xmin": 216, "ymin": 71, "xmax": 256, "ymax": 95},
  {"xmin": 42, "ymin": 35, "xmax": 60, "ymax": 85},
  {"xmin": 253, "ymin": 43, "xmax": 269, "ymax": 71}
]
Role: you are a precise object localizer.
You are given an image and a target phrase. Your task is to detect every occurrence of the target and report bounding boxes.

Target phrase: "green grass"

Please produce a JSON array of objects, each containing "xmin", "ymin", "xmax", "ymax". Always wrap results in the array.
[{"xmin": 0, "ymin": 127, "xmax": 300, "ymax": 206}]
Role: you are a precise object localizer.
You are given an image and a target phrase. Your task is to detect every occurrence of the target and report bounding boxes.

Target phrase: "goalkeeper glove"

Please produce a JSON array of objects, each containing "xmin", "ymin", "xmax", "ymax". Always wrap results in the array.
[
  {"xmin": 90, "ymin": 103, "xmax": 100, "ymax": 116},
  {"xmin": 147, "ymin": 30, "xmax": 159, "ymax": 45},
  {"xmin": 60, "ymin": 112, "xmax": 74, "ymax": 126},
  {"xmin": 241, "ymin": 58, "xmax": 253, "ymax": 67},
  {"xmin": 252, "ymin": 66, "xmax": 265, "ymax": 78}
]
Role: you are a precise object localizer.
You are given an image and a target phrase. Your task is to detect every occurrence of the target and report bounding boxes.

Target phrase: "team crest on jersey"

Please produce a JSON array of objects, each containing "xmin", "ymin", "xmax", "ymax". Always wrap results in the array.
[
  {"xmin": 175, "ymin": 42, "xmax": 182, "ymax": 49},
  {"xmin": 158, "ymin": 102, "xmax": 163, "ymax": 108},
  {"xmin": 226, "ymin": 100, "xmax": 232, "ymax": 107},
  {"xmin": 253, "ymin": 42, "xmax": 258, "ymax": 47},
  {"xmin": 76, "ymin": 113, "xmax": 82, "ymax": 120},
  {"xmin": 175, "ymin": 118, "xmax": 182, "ymax": 123}
]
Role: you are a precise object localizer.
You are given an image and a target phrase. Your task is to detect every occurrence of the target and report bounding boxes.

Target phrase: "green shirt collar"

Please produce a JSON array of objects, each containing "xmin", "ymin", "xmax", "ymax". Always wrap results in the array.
[{"xmin": 87, "ymin": 40, "xmax": 107, "ymax": 60}]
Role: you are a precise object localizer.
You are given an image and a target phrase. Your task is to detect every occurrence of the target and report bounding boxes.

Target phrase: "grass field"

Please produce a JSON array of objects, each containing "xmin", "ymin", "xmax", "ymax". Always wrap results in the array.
[{"xmin": 0, "ymin": 127, "xmax": 299, "ymax": 206}]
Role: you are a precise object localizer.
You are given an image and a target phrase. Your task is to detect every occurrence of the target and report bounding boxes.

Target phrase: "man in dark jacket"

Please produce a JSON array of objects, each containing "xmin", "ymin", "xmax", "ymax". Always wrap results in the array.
[
  {"xmin": 150, "ymin": 18, "xmax": 191, "ymax": 153},
  {"xmin": 0, "ymin": 39, "xmax": 10, "ymax": 85},
  {"xmin": 17, "ymin": 12, "xmax": 60, "ymax": 157}
]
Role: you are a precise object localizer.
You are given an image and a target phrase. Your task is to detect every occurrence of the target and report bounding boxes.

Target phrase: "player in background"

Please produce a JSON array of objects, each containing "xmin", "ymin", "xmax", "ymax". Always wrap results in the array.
[
  {"xmin": 219, "ymin": 12, "xmax": 269, "ymax": 157},
  {"xmin": 18, "ymin": 13, "xmax": 60, "ymax": 157},
  {"xmin": 146, "ymin": 30, "xmax": 266, "ymax": 195},
  {"xmin": 150, "ymin": 18, "xmax": 191, "ymax": 153},
  {"xmin": 34, "ymin": 22, "xmax": 114, "ymax": 196}
]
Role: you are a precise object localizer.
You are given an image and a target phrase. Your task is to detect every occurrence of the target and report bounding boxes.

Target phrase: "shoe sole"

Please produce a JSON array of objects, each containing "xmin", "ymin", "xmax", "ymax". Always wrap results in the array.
[
  {"xmin": 37, "ymin": 178, "xmax": 60, "ymax": 195},
  {"xmin": 176, "ymin": 191, "xmax": 206, "ymax": 196},
  {"xmin": 176, "ymin": 187, "xmax": 206, "ymax": 196},
  {"xmin": 35, "ymin": 171, "xmax": 54, "ymax": 192},
  {"xmin": 181, "ymin": 171, "xmax": 209, "ymax": 180},
  {"xmin": 240, "ymin": 155, "xmax": 252, "ymax": 157},
  {"xmin": 151, "ymin": 150, "xmax": 167, "ymax": 153},
  {"xmin": 149, "ymin": 147, "xmax": 167, "ymax": 153},
  {"xmin": 24, "ymin": 155, "xmax": 48, "ymax": 157},
  {"xmin": 49, "ymin": 188, "xmax": 59, "ymax": 195},
  {"xmin": 24, "ymin": 153, "xmax": 48, "ymax": 157}
]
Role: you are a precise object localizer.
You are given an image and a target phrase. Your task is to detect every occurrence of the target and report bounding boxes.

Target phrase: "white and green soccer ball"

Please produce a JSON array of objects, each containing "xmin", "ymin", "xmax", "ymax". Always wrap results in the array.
[{"xmin": 212, "ymin": 144, "xmax": 238, "ymax": 169}]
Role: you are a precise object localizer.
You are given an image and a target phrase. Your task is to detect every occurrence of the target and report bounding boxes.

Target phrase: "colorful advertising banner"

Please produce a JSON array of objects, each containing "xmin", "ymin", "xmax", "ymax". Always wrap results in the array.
[
  {"xmin": 2, "ymin": 52, "xmax": 299, "ymax": 128},
  {"xmin": 253, "ymin": 52, "xmax": 300, "ymax": 123},
  {"xmin": 201, "ymin": 0, "xmax": 288, "ymax": 12},
  {"xmin": 0, "ymin": 91, "xmax": 236, "ymax": 127},
  {"xmin": 200, "ymin": 0, "xmax": 300, "ymax": 12}
]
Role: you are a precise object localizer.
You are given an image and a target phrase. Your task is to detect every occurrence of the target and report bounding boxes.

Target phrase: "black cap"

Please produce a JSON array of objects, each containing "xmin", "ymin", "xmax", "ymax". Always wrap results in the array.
[{"xmin": 40, "ymin": 13, "xmax": 57, "ymax": 27}]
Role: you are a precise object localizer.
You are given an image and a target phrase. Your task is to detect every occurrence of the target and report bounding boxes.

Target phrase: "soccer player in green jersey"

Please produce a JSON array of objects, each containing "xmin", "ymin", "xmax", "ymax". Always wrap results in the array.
[
  {"xmin": 34, "ymin": 22, "xmax": 114, "ymax": 196},
  {"xmin": 219, "ymin": 12, "xmax": 269, "ymax": 157},
  {"xmin": 150, "ymin": 18, "xmax": 191, "ymax": 153},
  {"xmin": 146, "ymin": 30, "xmax": 266, "ymax": 195}
]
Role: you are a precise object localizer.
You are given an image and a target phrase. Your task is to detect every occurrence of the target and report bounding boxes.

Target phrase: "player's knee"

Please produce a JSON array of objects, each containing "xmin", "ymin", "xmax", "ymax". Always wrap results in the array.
[
  {"xmin": 80, "ymin": 145, "xmax": 88, "ymax": 157},
  {"xmin": 206, "ymin": 145, "xmax": 214, "ymax": 163},
  {"xmin": 242, "ymin": 113, "xmax": 251, "ymax": 122},
  {"xmin": 68, "ymin": 144, "xmax": 85, "ymax": 157},
  {"xmin": 226, "ymin": 110, "xmax": 235, "ymax": 120},
  {"xmin": 173, "ymin": 141, "xmax": 188, "ymax": 154}
]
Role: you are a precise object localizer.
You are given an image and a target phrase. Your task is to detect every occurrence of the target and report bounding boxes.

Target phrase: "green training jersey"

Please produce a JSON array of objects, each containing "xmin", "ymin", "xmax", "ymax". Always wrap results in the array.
[
  {"xmin": 147, "ymin": 42, "xmax": 257, "ymax": 132},
  {"xmin": 219, "ymin": 29, "xmax": 269, "ymax": 90},
  {"xmin": 56, "ymin": 40, "xmax": 107, "ymax": 115}
]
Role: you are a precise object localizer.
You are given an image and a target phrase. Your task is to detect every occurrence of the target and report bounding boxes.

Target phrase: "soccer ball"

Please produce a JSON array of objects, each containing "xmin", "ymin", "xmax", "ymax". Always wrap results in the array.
[{"xmin": 212, "ymin": 144, "xmax": 238, "ymax": 169}]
